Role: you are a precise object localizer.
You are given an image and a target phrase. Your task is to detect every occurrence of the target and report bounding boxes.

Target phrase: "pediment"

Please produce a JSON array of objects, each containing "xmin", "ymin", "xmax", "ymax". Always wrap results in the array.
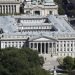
[
  {"xmin": 29, "ymin": 36, "xmax": 57, "ymax": 42},
  {"xmin": 34, "ymin": 37, "xmax": 50, "ymax": 41}
]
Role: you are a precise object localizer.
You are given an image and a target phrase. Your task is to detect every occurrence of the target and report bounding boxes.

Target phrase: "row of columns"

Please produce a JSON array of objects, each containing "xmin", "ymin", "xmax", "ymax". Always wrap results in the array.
[
  {"xmin": 0, "ymin": 5, "xmax": 16, "ymax": 14},
  {"xmin": 29, "ymin": 42, "xmax": 56, "ymax": 54}
]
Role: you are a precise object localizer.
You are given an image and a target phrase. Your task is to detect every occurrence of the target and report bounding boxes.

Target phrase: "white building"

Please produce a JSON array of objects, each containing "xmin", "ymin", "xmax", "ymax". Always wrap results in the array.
[
  {"xmin": 0, "ymin": 14, "xmax": 75, "ymax": 58},
  {"xmin": 0, "ymin": 0, "xmax": 58, "ymax": 16},
  {"xmin": 24, "ymin": 0, "xmax": 58, "ymax": 16},
  {"xmin": 0, "ymin": 0, "xmax": 75, "ymax": 59},
  {"xmin": 0, "ymin": 0, "xmax": 22, "ymax": 14}
]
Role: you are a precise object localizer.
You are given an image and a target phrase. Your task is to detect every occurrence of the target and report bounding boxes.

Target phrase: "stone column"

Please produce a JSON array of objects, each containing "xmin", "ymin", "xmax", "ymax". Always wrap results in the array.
[
  {"xmin": 10, "ymin": 5, "xmax": 12, "ymax": 14},
  {"xmin": 73, "ymin": 41, "xmax": 74, "ymax": 52},
  {"xmin": 55, "ymin": 42, "xmax": 57, "ymax": 54},
  {"xmin": 9, "ymin": 5, "xmax": 10, "ymax": 14},
  {"xmin": 65, "ymin": 41, "xmax": 67, "ymax": 52},
  {"xmin": 8, "ymin": 5, "xmax": 9, "ymax": 14},
  {"xmin": 5, "ymin": 5, "xmax": 6, "ymax": 14},
  {"xmin": 29, "ymin": 42, "xmax": 31, "ymax": 48},
  {"xmin": 58, "ymin": 41, "xmax": 60, "ymax": 52},
  {"xmin": 37, "ymin": 42, "xmax": 38, "ymax": 51},
  {"xmin": 44, "ymin": 43, "xmax": 45, "ymax": 54},
  {"xmin": 12, "ymin": 5, "xmax": 14, "ymax": 14},
  {"xmin": 0, "ymin": 6, "xmax": 1, "ymax": 14},
  {"xmin": 48, "ymin": 42, "xmax": 49, "ymax": 54},
  {"xmin": 62, "ymin": 41, "xmax": 64, "ymax": 52},
  {"xmin": 2, "ymin": 5, "xmax": 3, "ymax": 14},
  {"xmin": 33, "ymin": 42, "xmax": 34, "ymax": 50},
  {"xmin": 52, "ymin": 42, "xmax": 53, "ymax": 56},
  {"xmin": 41, "ymin": 42, "xmax": 42, "ymax": 54}
]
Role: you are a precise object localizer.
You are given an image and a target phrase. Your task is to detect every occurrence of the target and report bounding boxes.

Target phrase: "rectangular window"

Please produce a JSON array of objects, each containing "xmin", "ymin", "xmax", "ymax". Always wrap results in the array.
[
  {"xmin": 60, "ymin": 48, "xmax": 62, "ymax": 51},
  {"xmin": 67, "ymin": 48, "xmax": 69, "ymax": 51},
  {"xmin": 49, "ymin": 11, "xmax": 52, "ymax": 14},
  {"xmin": 64, "ymin": 44, "xmax": 65, "ymax": 47},
  {"xmin": 57, "ymin": 49, "xmax": 58, "ymax": 51},
  {"xmin": 57, "ymin": 44, "xmax": 58, "ymax": 47},
  {"xmin": 67, "ymin": 44, "xmax": 69, "ymax": 47},
  {"xmin": 71, "ymin": 44, "xmax": 73, "ymax": 47},
  {"xmin": 5, "ymin": 42, "xmax": 7, "ymax": 48},
  {"xmin": 31, "ymin": 43, "xmax": 33, "ymax": 48},
  {"xmin": 12, "ymin": 42, "xmax": 14, "ymax": 47},
  {"xmin": 71, "ymin": 48, "xmax": 73, "ymax": 51}
]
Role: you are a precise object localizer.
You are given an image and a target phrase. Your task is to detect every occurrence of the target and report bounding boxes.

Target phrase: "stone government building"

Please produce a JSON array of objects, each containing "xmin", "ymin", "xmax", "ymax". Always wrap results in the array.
[
  {"xmin": 0, "ymin": 0, "xmax": 22, "ymax": 14},
  {"xmin": 0, "ymin": 0, "xmax": 58, "ymax": 15},
  {"xmin": 0, "ymin": 0, "xmax": 75, "ymax": 58}
]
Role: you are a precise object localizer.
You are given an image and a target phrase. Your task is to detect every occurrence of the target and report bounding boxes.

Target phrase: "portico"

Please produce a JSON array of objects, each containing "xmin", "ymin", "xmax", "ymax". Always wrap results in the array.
[
  {"xmin": 0, "ymin": 0, "xmax": 21, "ymax": 14},
  {"xmin": 29, "ymin": 36, "xmax": 57, "ymax": 56},
  {"xmin": 0, "ymin": 5, "xmax": 16, "ymax": 14}
]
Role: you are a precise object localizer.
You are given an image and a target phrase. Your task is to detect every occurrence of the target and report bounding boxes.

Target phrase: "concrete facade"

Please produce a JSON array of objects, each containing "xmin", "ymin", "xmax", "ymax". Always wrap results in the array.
[
  {"xmin": 24, "ymin": 0, "xmax": 58, "ymax": 16},
  {"xmin": 0, "ymin": 0, "xmax": 58, "ymax": 15},
  {"xmin": 0, "ymin": 14, "xmax": 75, "ymax": 58}
]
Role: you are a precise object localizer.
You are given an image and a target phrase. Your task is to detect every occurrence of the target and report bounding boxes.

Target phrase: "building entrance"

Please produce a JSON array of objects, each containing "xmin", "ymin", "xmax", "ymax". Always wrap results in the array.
[{"xmin": 34, "ymin": 11, "xmax": 40, "ymax": 15}]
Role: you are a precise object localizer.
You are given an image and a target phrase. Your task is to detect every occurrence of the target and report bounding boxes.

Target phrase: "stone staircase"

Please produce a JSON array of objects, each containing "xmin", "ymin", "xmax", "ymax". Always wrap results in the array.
[{"xmin": 43, "ymin": 55, "xmax": 59, "ymax": 71}]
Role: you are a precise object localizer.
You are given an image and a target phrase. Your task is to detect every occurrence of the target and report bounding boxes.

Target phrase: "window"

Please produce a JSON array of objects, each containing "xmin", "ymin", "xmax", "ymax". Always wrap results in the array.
[
  {"xmin": 61, "ymin": 44, "xmax": 62, "ymax": 47},
  {"xmin": 60, "ymin": 48, "xmax": 62, "ymax": 51},
  {"xmin": 5, "ymin": 42, "xmax": 7, "ymax": 48},
  {"xmin": 53, "ymin": 43, "xmax": 55, "ymax": 47},
  {"xmin": 5, "ymin": 45, "xmax": 7, "ymax": 48},
  {"xmin": 19, "ymin": 44, "xmax": 21, "ymax": 48},
  {"xmin": 31, "ymin": 43, "xmax": 33, "ymax": 48},
  {"xmin": 71, "ymin": 44, "xmax": 73, "ymax": 47},
  {"xmin": 67, "ymin": 48, "xmax": 69, "ymax": 51},
  {"xmin": 71, "ymin": 48, "xmax": 73, "ymax": 51},
  {"xmin": 67, "ymin": 44, "xmax": 69, "ymax": 47},
  {"xmin": 34, "ymin": 11, "xmax": 40, "ymax": 15},
  {"xmin": 12, "ymin": 42, "xmax": 14, "ymax": 47},
  {"xmin": 57, "ymin": 49, "xmax": 58, "ymax": 51},
  {"xmin": 64, "ymin": 53, "xmax": 65, "ymax": 56},
  {"xmin": 49, "ymin": 11, "xmax": 52, "ymax": 14},
  {"xmin": 57, "ymin": 44, "xmax": 58, "ymax": 47},
  {"xmin": 64, "ymin": 44, "xmax": 65, "ymax": 47}
]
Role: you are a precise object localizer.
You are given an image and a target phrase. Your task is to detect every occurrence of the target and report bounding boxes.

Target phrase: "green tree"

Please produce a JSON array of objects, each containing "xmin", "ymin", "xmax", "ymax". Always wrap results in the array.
[
  {"xmin": 54, "ymin": 0, "xmax": 65, "ymax": 15},
  {"xmin": 63, "ymin": 56, "xmax": 74, "ymax": 75},
  {"xmin": 0, "ymin": 47, "xmax": 50, "ymax": 75}
]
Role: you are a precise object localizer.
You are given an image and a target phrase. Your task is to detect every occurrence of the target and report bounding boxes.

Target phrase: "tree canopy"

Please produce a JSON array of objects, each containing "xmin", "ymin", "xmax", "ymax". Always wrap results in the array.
[
  {"xmin": 54, "ymin": 0, "xmax": 65, "ymax": 15},
  {"xmin": 0, "ymin": 48, "xmax": 50, "ymax": 75},
  {"xmin": 62, "ymin": 56, "xmax": 74, "ymax": 75}
]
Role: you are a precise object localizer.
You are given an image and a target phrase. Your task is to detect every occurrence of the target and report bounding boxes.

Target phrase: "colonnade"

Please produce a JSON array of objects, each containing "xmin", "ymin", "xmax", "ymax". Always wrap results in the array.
[
  {"xmin": 0, "ymin": 5, "xmax": 16, "ymax": 14},
  {"xmin": 29, "ymin": 42, "xmax": 56, "ymax": 54}
]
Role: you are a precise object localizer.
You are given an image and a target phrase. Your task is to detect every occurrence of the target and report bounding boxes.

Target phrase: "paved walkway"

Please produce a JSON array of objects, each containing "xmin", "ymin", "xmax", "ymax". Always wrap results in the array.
[{"xmin": 43, "ymin": 55, "xmax": 59, "ymax": 71}]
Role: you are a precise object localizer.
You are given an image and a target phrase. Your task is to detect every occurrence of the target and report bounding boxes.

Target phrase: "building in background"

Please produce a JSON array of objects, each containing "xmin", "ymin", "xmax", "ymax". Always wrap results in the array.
[
  {"xmin": 24, "ymin": 0, "xmax": 58, "ymax": 16},
  {"xmin": 0, "ymin": 0, "xmax": 58, "ymax": 15},
  {"xmin": 0, "ymin": 0, "xmax": 24, "ymax": 14}
]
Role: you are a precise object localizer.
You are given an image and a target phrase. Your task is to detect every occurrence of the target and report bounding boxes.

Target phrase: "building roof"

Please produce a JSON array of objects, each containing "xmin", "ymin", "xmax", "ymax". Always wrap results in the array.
[{"xmin": 0, "ymin": 15, "xmax": 75, "ymax": 39}]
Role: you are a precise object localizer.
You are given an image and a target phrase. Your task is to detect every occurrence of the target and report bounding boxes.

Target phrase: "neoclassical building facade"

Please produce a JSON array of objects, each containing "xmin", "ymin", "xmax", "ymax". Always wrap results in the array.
[
  {"xmin": 0, "ymin": 0, "xmax": 58, "ymax": 15},
  {"xmin": 0, "ymin": 0, "xmax": 23, "ymax": 14},
  {"xmin": 24, "ymin": 0, "xmax": 58, "ymax": 16},
  {"xmin": 0, "ymin": 0, "xmax": 75, "ymax": 59},
  {"xmin": 0, "ymin": 14, "xmax": 75, "ymax": 58}
]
